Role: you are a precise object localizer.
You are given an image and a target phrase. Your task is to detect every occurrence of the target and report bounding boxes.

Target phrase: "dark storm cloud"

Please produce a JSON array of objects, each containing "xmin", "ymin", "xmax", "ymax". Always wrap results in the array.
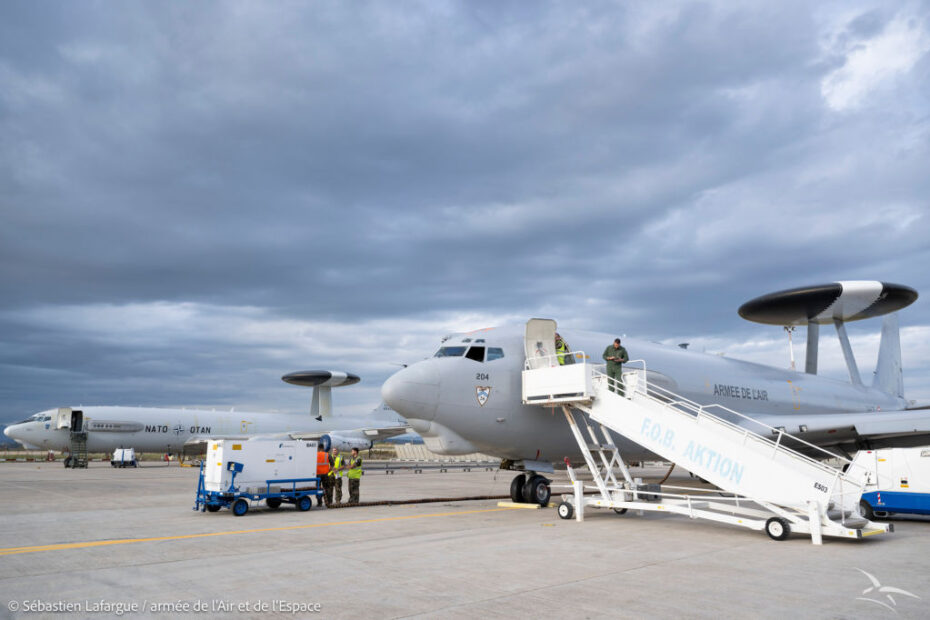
[{"xmin": 1, "ymin": 1, "xmax": 929, "ymax": 422}]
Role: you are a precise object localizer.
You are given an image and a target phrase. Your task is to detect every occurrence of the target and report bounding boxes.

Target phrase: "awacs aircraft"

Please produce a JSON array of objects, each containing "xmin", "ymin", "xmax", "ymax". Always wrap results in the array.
[
  {"xmin": 5, "ymin": 370, "xmax": 409, "ymax": 457},
  {"xmin": 382, "ymin": 281, "xmax": 929, "ymax": 505}
]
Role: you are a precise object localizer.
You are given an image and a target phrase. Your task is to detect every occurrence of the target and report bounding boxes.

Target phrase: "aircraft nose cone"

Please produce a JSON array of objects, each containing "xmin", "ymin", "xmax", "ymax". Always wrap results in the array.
[
  {"xmin": 382, "ymin": 362, "xmax": 440, "ymax": 422},
  {"xmin": 2, "ymin": 425, "xmax": 10, "ymax": 438}
]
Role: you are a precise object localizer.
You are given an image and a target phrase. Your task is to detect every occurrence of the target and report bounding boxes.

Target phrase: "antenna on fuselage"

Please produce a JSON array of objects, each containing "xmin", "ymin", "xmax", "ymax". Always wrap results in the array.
[
  {"xmin": 738, "ymin": 281, "xmax": 917, "ymax": 385},
  {"xmin": 783, "ymin": 326, "xmax": 796, "ymax": 371}
]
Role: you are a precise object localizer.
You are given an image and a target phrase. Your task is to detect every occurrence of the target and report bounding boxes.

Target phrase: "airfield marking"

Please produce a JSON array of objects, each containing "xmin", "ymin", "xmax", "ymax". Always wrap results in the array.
[{"xmin": 0, "ymin": 507, "xmax": 521, "ymax": 556}]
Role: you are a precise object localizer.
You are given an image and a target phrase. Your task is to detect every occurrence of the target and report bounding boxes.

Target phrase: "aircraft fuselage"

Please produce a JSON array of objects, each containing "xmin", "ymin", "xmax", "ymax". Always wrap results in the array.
[{"xmin": 381, "ymin": 326, "xmax": 908, "ymax": 464}]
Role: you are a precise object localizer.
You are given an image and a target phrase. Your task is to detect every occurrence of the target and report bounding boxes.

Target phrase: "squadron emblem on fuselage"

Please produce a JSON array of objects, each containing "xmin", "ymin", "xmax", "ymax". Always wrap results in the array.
[{"xmin": 475, "ymin": 386, "xmax": 491, "ymax": 407}]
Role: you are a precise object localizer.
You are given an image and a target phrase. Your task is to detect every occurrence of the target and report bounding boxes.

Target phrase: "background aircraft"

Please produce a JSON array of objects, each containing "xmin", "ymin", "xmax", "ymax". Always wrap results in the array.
[
  {"xmin": 5, "ymin": 370, "xmax": 409, "ymax": 456},
  {"xmin": 381, "ymin": 281, "xmax": 930, "ymax": 504}
]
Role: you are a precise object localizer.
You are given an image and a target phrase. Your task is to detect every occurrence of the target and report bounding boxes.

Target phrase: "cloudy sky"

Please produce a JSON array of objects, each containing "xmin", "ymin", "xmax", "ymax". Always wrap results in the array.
[{"xmin": 2, "ymin": 1, "xmax": 929, "ymax": 425}]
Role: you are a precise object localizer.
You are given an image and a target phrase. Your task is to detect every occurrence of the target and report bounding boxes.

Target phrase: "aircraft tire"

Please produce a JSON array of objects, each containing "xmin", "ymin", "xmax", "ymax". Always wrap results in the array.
[
  {"xmin": 524, "ymin": 476, "xmax": 551, "ymax": 506},
  {"xmin": 557, "ymin": 501, "xmax": 574, "ymax": 520},
  {"xmin": 859, "ymin": 500, "xmax": 875, "ymax": 521},
  {"xmin": 764, "ymin": 517, "xmax": 790, "ymax": 541},
  {"xmin": 510, "ymin": 474, "xmax": 526, "ymax": 503},
  {"xmin": 266, "ymin": 497, "xmax": 282, "ymax": 510},
  {"xmin": 232, "ymin": 499, "xmax": 249, "ymax": 517},
  {"xmin": 297, "ymin": 495, "xmax": 312, "ymax": 512}
]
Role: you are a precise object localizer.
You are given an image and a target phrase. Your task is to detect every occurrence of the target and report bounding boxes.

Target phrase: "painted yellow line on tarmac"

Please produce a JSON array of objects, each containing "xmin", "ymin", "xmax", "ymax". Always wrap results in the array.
[{"xmin": 0, "ymin": 507, "xmax": 520, "ymax": 556}]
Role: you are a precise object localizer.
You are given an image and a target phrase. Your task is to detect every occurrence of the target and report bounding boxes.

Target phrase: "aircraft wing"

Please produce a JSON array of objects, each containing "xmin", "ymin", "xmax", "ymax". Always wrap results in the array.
[
  {"xmin": 288, "ymin": 425, "xmax": 411, "ymax": 442},
  {"xmin": 751, "ymin": 409, "xmax": 930, "ymax": 453}
]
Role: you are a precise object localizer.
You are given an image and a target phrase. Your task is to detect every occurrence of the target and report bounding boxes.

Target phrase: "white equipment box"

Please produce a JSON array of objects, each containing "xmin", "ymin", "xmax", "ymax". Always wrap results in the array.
[{"xmin": 204, "ymin": 438, "xmax": 319, "ymax": 493}]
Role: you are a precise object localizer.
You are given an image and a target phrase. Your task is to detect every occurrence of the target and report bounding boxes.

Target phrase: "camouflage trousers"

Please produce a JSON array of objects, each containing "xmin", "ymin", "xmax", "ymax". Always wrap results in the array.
[
  {"xmin": 320, "ymin": 474, "xmax": 332, "ymax": 506},
  {"xmin": 332, "ymin": 476, "xmax": 343, "ymax": 504},
  {"xmin": 348, "ymin": 478, "xmax": 360, "ymax": 505}
]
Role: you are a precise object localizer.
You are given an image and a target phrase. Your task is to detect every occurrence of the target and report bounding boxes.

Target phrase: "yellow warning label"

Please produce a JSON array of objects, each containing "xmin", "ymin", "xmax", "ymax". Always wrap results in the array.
[{"xmin": 232, "ymin": 444, "xmax": 241, "ymax": 450}]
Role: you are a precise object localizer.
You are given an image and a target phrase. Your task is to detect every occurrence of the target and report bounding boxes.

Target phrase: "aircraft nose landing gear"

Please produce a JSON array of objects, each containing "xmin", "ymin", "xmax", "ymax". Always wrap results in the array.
[
  {"xmin": 510, "ymin": 473, "xmax": 550, "ymax": 506},
  {"xmin": 510, "ymin": 474, "xmax": 525, "ymax": 503}
]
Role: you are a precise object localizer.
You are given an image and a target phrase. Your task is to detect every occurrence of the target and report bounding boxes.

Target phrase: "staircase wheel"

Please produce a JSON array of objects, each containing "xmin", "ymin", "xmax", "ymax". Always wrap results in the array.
[
  {"xmin": 764, "ymin": 517, "xmax": 790, "ymax": 541},
  {"xmin": 557, "ymin": 501, "xmax": 574, "ymax": 520},
  {"xmin": 859, "ymin": 499, "xmax": 875, "ymax": 521},
  {"xmin": 232, "ymin": 498, "xmax": 249, "ymax": 517},
  {"xmin": 613, "ymin": 507, "xmax": 628, "ymax": 515},
  {"xmin": 510, "ymin": 474, "xmax": 526, "ymax": 503}
]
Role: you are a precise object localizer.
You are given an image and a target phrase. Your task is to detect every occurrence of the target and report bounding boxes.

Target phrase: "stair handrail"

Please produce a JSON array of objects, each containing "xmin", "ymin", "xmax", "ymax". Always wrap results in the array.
[{"xmin": 588, "ymin": 363, "xmax": 870, "ymax": 502}]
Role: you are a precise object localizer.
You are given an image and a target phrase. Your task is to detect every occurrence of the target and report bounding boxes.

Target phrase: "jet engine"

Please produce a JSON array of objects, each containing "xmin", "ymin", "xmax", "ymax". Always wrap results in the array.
[{"xmin": 319, "ymin": 432, "xmax": 373, "ymax": 453}]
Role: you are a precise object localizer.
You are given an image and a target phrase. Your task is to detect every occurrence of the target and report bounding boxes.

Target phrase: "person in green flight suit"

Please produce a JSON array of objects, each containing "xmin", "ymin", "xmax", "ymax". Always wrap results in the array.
[{"xmin": 603, "ymin": 338, "xmax": 630, "ymax": 395}]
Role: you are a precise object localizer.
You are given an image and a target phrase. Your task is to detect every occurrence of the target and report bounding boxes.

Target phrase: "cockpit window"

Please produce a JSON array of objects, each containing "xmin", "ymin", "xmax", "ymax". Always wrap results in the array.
[
  {"xmin": 465, "ymin": 346, "xmax": 485, "ymax": 362},
  {"xmin": 486, "ymin": 347, "xmax": 505, "ymax": 361},
  {"xmin": 16, "ymin": 413, "xmax": 51, "ymax": 424},
  {"xmin": 434, "ymin": 346, "xmax": 467, "ymax": 357}
]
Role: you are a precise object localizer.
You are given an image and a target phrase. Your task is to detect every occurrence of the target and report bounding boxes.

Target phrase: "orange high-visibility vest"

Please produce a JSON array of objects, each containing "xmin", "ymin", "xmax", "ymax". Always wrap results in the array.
[{"xmin": 317, "ymin": 450, "xmax": 330, "ymax": 476}]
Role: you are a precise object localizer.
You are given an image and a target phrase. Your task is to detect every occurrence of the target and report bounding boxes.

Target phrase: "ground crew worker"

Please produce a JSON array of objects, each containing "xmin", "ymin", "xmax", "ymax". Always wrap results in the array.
[
  {"xmin": 330, "ymin": 447, "xmax": 344, "ymax": 504},
  {"xmin": 316, "ymin": 444, "xmax": 331, "ymax": 506},
  {"xmin": 555, "ymin": 333, "xmax": 573, "ymax": 365},
  {"xmin": 603, "ymin": 338, "xmax": 630, "ymax": 395},
  {"xmin": 346, "ymin": 447, "xmax": 363, "ymax": 505}
]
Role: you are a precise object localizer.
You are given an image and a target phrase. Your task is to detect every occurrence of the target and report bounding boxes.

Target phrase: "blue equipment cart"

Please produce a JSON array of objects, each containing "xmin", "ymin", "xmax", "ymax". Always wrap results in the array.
[{"xmin": 194, "ymin": 460, "xmax": 323, "ymax": 516}]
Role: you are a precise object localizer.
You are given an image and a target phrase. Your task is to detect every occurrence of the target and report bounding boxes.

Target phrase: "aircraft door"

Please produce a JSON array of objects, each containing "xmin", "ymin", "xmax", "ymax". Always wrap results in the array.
[
  {"xmin": 55, "ymin": 408, "xmax": 72, "ymax": 430},
  {"xmin": 525, "ymin": 318, "xmax": 557, "ymax": 370},
  {"xmin": 70, "ymin": 410, "xmax": 84, "ymax": 433}
]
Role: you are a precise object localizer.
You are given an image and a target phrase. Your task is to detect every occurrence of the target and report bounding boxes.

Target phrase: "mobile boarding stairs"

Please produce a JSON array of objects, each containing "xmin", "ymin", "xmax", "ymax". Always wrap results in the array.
[{"xmin": 521, "ymin": 319, "xmax": 891, "ymax": 544}]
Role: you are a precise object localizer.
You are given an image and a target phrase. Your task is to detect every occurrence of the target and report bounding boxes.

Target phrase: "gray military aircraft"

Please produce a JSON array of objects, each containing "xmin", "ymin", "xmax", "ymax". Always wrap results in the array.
[
  {"xmin": 5, "ymin": 370, "xmax": 409, "ymax": 457},
  {"xmin": 382, "ymin": 281, "xmax": 930, "ymax": 505}
]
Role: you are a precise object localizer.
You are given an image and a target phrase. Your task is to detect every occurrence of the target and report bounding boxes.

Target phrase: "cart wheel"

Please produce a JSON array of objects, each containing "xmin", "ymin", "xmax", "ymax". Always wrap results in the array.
[
  {"xmin": 232, "ymin": 498, "xmax": 249, "ymax": 517},
  {"xmin": 297, "ymin": 495, "xmax": 312, "ymax": 511},
  {"xmin": 557, "ymin": 501, "xmax": 574, "ymax": 520},
  {"xmin": 266, "ymin": 497, "xmax": 282, "ymax": 510},
  {"xmin": 613, "ymin": 507, "xmax": 628, "ymax": 515},
  {"xmin": 764, "ymin": 517, "xmax": 790, "ymax": 541},
  {"xmin": 206, "ymin": 504, "xmax": 221, "ymax": 513},
  {"xmin": 859, "ymin": 499, "xmax": 875, "ymax": 521}
]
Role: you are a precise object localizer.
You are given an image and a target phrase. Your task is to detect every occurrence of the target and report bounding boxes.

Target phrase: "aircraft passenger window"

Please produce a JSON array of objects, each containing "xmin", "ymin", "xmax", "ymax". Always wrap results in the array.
[
  {"xmin": 434, "ymin": 346, "xmax": 467, "ymax": 357},
  {"xmin": 486, "ymin": 347, "xmax": 505, "ymax": 361},
  {"xmin": 465, "ymin": 346, "xmax": 485, "ymax": 362},
  {"xmin": 475, "ymin": 339, "xmax": 485, "ymax": 343}
]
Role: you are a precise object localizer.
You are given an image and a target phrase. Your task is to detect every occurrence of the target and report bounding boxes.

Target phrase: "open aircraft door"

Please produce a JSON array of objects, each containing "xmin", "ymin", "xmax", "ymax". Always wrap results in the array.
[
  {"xmin": 525, "ymin": 319, "xmax": 557, "ymax": 370},
  {"xmin": 54, "ymin": 407, "xmax": 84, "ymax": 432},
  {"xmin": 55, "ymin": 407, "xmax": 72, "ymax": 430}
]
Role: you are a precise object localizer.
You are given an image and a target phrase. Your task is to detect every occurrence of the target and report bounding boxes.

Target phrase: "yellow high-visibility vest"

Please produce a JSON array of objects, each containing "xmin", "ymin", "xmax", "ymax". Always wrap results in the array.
[
  {"xmin": 330, "ymin": 454, "xmax": 343, "ymax": 477},
  {"xmin": 347, "ymin": 457, "xmax": 362, "ymax": 480}
]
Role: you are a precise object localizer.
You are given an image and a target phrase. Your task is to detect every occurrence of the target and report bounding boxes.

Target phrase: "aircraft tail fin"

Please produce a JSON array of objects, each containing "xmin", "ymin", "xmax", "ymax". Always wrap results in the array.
[{"xmin": 873, "ymin": 313, "xmax": 904, "ymax": 398}]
